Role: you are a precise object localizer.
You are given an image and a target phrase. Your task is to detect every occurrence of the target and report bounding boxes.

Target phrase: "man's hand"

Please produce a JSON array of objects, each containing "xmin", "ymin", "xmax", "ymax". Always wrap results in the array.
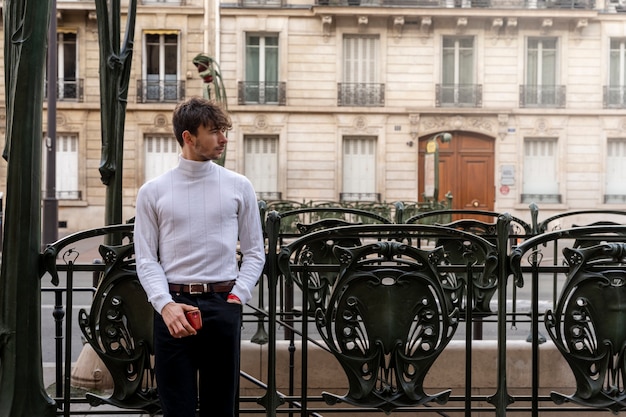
[
  {"xmin": 227, "ymin": 293, "xmax": 241, "ymax": 304},
  {"xmin": 161, "ymin": 302, "xmax": 199, "ymax": 338}
]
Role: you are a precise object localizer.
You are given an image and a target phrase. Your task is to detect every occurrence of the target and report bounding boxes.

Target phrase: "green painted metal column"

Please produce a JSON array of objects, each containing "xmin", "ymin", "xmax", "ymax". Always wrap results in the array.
[
  {"xmin": 96, "ymin": 0, "xmax": 137, "ymax": 245},
  {"xmin": 0, "ymin": 1, "xmax": 57, "ymax": 416}
]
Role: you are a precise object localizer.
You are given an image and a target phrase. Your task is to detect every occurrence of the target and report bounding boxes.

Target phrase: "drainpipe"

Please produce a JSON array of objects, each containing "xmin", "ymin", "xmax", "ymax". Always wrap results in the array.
[
  {"xmin": 215, "ymin": 0, "xmax": 221, "ymax": 59},
  {"xmin": 204, "ymin": 0, "xmax": 210, "ymax": 55}
]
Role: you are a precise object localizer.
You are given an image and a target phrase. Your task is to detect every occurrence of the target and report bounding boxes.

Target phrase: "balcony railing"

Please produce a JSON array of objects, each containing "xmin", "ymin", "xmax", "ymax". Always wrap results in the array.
[
  {"xmin": 237, "ymin": 81, "xmax": 286, "ymax": 105},
  {"xmin": 521, "ymin": 193, "xmax": 562, "ymax": 204},
  {"xmin": 44, "ymin": 79, "xmax": 84, "ymax": 102},
  {"xmin": 140, "ymin": 0, "xmax": 187, "ymax": 4},
  {"xmin": 603, "ymin": 85, "xmax": 626, "ymax": 108},
  {"xmin": 436, "ymin": 83, "xmax": 483, "ymax": 107},
  {"xmin": 256, "ymin": 191, "xmax": 282, "ymax": 201},
  {"xmin": 519, "ymin": 84, "xmax": 566, "ymax": 108},
  {"xmin": 136, "ymin": 79, "xmax": 185, "ymax": 103},
  {"xmin": 238, "ymin": 0, "xmax": 284, "ymax": 5},
  {"xmin": 314, "ymin": 0, "xmax": 594, "ymax": 7},
  {"xmin": 337, "ymin": 83, "xmax": 385, "ymax": 107},
  {"xmin": 339, "ymin": 192, "xmax": 381, "ymax": 202}
]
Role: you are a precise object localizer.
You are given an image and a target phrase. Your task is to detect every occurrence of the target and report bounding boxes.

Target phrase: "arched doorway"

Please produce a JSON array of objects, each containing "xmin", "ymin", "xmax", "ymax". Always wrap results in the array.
[{"xmin": 418, "ymin": 131, "xmax": 495, "ymax": 213}]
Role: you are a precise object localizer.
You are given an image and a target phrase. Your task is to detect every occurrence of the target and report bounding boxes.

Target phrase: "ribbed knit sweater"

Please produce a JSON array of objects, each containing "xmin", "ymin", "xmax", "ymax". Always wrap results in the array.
[{"xmin": 134, "ymin": 156, "xmax": 266, "ymax": 314}]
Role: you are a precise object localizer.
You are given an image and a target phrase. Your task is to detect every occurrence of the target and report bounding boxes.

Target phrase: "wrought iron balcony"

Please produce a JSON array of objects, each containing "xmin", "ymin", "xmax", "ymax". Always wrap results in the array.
[
  {"xmin": 521, "ymin": 193, "xmax": 562, "ymax": 204},
  {"xmin": 314, "ymin": 0, "xmax": 594, "ymax": 7},
  {"xmin": 56, "ymin": 190, "xmax": 82, "ymax": 200},
  {"xmin": 544, "ymin": 0, "xmax": 595, "ymax": 8},
  {"xmin": 519, "ymin": 85, "xmax": 566, "ymax": 108},
  {"xmin": 436, "ymin": 83, "xmax": 482, "ymax": 107},
  {"xmin": 603, "ymin": 85, "xmax": 626, "ymax": 108},
  {"xmin": 256, "ymin": 191, "xmax": 282, "ymax": 200},
  {"xmin": 339, "ymin": 192, "xmax": 381, "ymax": 202},
  {"xmin": 337, "ymin": 83, "xmax": 385, "ymax": 107},
  {"xmin": 604, "ymin": 194, "xmax": 626, "ymax": 203},
  {"xmin": 237, "ymin": 0, "xmax": 284, "ymax": 5},
  {"xmin": 136, "ymin": 79, "xmax": 185, "ymax": 103},
  {"xmin": 237, "ymin": 81, "xmax": 286, "ymax": 105},
  {"xmin": 140, "ymin": 0, "xmax": 188, "ymax": 4},
  {"xmin": 44, "ymin": 79, "xmax": 84, "ymax": 102},
  {"xmin": 40, "ymin": 190, "xmax": 82, "ymax": 200}
]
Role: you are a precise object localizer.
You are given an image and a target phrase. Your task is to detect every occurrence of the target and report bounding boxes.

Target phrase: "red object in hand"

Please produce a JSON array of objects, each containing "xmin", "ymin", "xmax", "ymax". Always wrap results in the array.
[
  {"xmin": 185, "ymin": 309, "xmax": 202, "ymax": 330},
  {"xmin": 227, "ymin": 294, "xmax": 241, "ymax": 303}
]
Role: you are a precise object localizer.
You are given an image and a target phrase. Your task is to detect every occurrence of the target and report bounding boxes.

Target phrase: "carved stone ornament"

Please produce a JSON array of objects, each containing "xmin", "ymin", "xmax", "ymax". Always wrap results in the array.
[{"xmin": 254, "ymin": 115, "xmax": 269, "ymax": 130}]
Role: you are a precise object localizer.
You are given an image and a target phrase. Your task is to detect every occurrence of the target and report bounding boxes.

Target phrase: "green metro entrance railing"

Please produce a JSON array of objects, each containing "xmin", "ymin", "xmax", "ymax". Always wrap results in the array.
[{"xmin": 38, "ymin": 204, "xmax": 626, "ymax": 416}]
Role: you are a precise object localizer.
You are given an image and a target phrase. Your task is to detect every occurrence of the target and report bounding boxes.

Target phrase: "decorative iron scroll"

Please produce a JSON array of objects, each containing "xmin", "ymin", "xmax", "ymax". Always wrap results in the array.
[
  {"xmin": 435, "ymin": 219, "xmax": 499, "ymax": 313},
  {"xmin": 77, "ymin": 243, "xmax": 160, "ymax": 414},
  {"xmin": 292, "ymin": 219, "xmax": 362, "ymax": 311},
  {"xmin": 545, "ymin": 242, "xmax": 626, "ymax": 414},
  {"xmin": 315, "ymin": 241, "xmax": 460, "ymax": 412}
]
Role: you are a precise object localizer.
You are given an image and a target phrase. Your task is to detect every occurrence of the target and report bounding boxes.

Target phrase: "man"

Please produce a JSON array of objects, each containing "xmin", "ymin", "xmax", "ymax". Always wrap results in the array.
[{"xmin": 134, "ymin": 97, "xmax": 266, "ymax": 417}]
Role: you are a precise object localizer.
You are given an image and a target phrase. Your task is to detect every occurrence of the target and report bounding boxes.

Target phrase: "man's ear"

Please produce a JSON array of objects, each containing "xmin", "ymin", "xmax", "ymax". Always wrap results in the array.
[{"xmin": 181, "ymin": 130, "xmax": 193, "ymax": 145}]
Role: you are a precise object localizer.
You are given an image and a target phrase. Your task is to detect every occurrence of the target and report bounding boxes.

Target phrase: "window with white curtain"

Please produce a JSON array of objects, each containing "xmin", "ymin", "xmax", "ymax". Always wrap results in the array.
[
  {"xmin": 144, "ymin": 135, "xmax": 179, "ymax": 182},
  {"xmin": 525, "ymin": 37, "xmax": 558, "ymax": 106},
  {"xmin": 441, "ymin": 36, "xmax": 474, "ymax": 105},
  {"xmin": 143, "ymin": 32, "xmax": 179, "ymax": 102},
  {"xmin": 522, "ymin": 138, "xmax": 560, "ymax": 203},
  {"xmin": 343, "ymin": 35, "xmax": 379, "ymax": 84},
  {"xmin": 608, "ymin": 39, "xmax": 626, "ymax": 107},
  {"xmin": 244, "ymin": 135, "xmax": 279, "ymax": 199},
  {"xmin": 42, "ymin": 134, "xmax": 80, "ymax": 200},
  {"xmin": 340, "ymin": 35, "xmax": 382, "ymax": 107},
  {"xmin": 245, "ymin": 34, "xmax": 279, "ymax": 104},
  {"xmin": 342, "ymin": 136, "xmax": 376, "ymax": 201},
  {"xmin": 605, "ymin": 138, "xmax": 626, "ymax": 203}
]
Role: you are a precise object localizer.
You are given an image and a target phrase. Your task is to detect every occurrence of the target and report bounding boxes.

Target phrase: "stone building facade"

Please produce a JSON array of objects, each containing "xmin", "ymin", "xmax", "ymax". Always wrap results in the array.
[{"xmin": 1, "ymin": 0, "xmax": 626, "ymax": 234}]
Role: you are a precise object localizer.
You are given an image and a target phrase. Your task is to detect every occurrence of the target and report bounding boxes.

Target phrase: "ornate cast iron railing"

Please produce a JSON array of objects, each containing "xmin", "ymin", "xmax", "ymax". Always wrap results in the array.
[
  {"xmin": 136, "ymin": 79, "xmax": 185, "ymax": 103},
  {"xmin": 337, "ymin": 83, "xmax": 385, "ymax": 107},
  {"xmin": 519, "ymin": 84, "xmax": 567, "ymax": 108},
  {"xmin": 436, "ymin": 83, "xmax": 483, "ymax": 107},
  {"xmin": 38, "ymin": 205, "xmax": 626, "ymax": 416},
  {"xmin": 237, "ymin": 81, "xmax": 287, "ymax": 105}
]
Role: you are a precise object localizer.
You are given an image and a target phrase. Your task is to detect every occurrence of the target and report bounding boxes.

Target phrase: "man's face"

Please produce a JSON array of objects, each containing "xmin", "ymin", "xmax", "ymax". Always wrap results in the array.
[{"xmin": 182, "ymin": 124, "xmax": 228, "ymax": 162}]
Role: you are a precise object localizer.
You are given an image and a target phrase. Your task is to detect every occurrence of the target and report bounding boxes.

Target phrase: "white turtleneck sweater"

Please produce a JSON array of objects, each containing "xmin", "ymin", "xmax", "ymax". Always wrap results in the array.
[{"xmin": 134, "ymin": 156, "xmax": 266, "ymax": 314}]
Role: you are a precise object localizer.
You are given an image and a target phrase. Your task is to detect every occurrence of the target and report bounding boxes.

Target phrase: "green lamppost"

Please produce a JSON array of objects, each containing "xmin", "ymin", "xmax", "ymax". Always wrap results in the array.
[
  {"xmin": 423, "ymin": 132, "xmax": 452, "ymax": 203},
  {"xmin": 193, "ymin": 54, "xmax": 228, "ymax": 167}
]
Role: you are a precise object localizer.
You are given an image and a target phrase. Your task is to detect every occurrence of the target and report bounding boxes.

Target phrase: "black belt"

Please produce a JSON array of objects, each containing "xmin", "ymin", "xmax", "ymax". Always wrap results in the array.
[{"xmin": 169, "ymin": 280, "xmax": 236, "ymax": 295}]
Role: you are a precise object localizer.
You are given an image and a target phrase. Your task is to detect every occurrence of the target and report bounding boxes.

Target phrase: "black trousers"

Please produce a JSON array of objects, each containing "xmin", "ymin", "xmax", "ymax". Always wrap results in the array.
[{"xmin": 154, "ymin": 292, "xmax": 242, "ymax": 417}]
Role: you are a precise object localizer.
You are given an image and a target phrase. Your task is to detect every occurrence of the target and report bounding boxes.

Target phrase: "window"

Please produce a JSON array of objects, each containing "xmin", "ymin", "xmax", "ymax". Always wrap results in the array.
[
  {"xmin": 144, "ymin": 135, "xmax": 179, "ymax": 182},
  {"xmin": 522, "ymin": 138, "xmax": 560, "ymax": 203},
  {"xmin": 439, "ymin": 36, "xmax": 479, "ymax": 106},
  {"xmin": 58, "ymin": 32, "xmax": 78, "ymax": 100},
  {"xmin": 522, "ymin": 38, "xmax": 564, "ymax": 107},
  {"xmin": 606, "ymin": 39, "xmax": 626, "ymax": 108},
  {"xmin": 42, "ymin": 134, "xmax": 80, "ymax": 200},
  {"xmin": 242, "ymin": 34, "xmax": 280, "ymax": 104},
  {"xmin": 605, "ymin": 139, "xmax": 626, "ymax": 203},
  {"xmin": 140, "ymin": 32, "xmax": 181, "ymax": 102},
  {"xmin": 342, "ymin": 137, "xmax": 377, "ymax": 202},
  {"xmin": 244, "ymin": 135, "xmax": 279, "ymax": 200},
  {"xmin": 339, "ymin": 35, "xmax": 383, "ymax": 107},
  {"xmin": 46, "ymin": 31, "xmax": 81, "ymax": 101}
]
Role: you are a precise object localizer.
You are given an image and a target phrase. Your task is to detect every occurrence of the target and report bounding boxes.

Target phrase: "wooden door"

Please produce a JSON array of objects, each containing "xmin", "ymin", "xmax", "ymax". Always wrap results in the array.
[{"xmin": 419, "ymin": 132, "xmax": 495, "ymax": 216}]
